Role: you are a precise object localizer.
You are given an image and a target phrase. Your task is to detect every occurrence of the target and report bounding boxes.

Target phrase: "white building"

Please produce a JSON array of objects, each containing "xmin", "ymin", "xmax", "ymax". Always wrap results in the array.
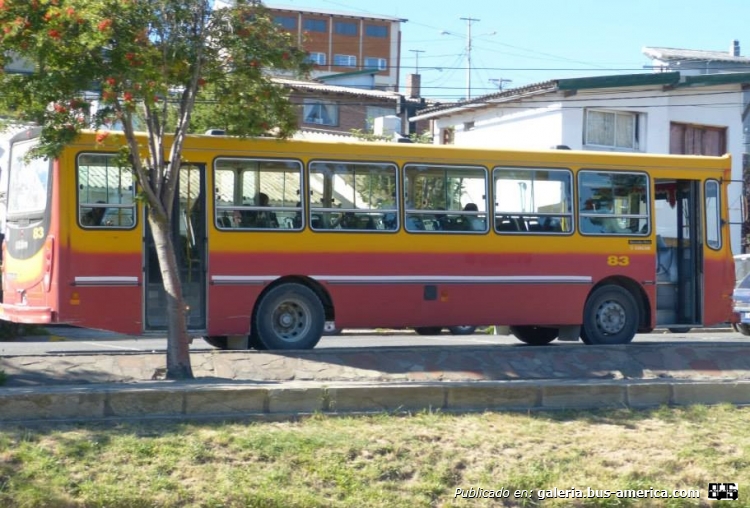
[{"xmin": 411, "ymin": 71, "xmax": 750, "ymax": 254}]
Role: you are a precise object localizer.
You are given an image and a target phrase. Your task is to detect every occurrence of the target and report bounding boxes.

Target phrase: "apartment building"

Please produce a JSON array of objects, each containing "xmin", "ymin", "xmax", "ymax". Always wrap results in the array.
[{"xmin": 266, "ymin": 4, "xmax": 405, "ymax": 91}]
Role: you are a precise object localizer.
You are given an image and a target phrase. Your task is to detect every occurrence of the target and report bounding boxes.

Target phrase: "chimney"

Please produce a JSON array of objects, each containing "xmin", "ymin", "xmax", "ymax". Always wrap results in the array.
[
  {"xmin": 731, "ymin": 39, "xmax": 740, "ymax": 57},
  {"xmin": 405, "ymin": 74, "xmax": 421, "ymax": 99}
]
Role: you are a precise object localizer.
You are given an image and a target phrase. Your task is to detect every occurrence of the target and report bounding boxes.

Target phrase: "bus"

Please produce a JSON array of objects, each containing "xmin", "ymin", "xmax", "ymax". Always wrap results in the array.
[{"xmin": 0, "ymin": 128, "xmax": 736, "ymax": 349}]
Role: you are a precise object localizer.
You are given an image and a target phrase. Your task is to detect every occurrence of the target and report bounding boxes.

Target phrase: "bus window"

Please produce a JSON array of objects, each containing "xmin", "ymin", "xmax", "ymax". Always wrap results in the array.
[
  {"xmin": 403, "ymin": 164, "xmax": 487, "ymax": 233},
  {"xmin": 705, "ymin": 180, "xmax": 721, "ymax": 250},
  {"xmin": 309, "ymin": 161, "xmax": 397, "ymax": 231},
  {"xmin": 578, "ymin": 171, "xmax": 649, "ymax": 235},
  {"xmin": 77, "ymin": 153, "xmax": 135, "ymax": 228},
  {"xmin": 214, "ymin": 158, "xmax": 303, "ymax": 230},
  {"xmin": 493, "ymin": 167, "xmax": 572, "ymax": 234},
  {"xmin": 8, "ymin": 139, "xmax": 50, "ymax": 219}
]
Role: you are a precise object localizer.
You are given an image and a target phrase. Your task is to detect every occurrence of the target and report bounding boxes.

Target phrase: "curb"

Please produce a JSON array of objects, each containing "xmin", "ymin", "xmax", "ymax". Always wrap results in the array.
[{"xmin": 1, "ymin": 379, "xmax": 749, "ymax": 424}]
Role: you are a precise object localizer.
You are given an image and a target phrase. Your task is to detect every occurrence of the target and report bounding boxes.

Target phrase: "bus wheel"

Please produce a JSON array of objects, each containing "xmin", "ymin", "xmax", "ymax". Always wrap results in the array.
[
  {"xmin": 667, "ymin": 327, "xmax": 691, "ymax": 333},
  {"xmin": 414, "ymin": 327, "xmax": 443, "ymax": 335},
  {"xmin": 255, "ymin": 283, "xmax": 325, "ymax": 350},
  {"xmin": 510, "ymin": 326, "xmax": 558, "ymax": 345},
  {"xmin": 582, "ymin": 285, "xmax": 639, "ymax": 345},
  {"xmin": 580, "ymin": 326, "xmax": 591, "ymax": 344},
  {"xmin": 202, "ymin": 336, "xmax": 228, "ymax": 349},
  {"xmin": 248, "ymin": 329, "xmax": 266, "ymax": 350},
  {"xmin": 448, "ymin": 325, "xmax": 476, "ymax": 335},
  {"xmin": 734, "ymin": 323, "xmax": 750, "ymax": 336}
]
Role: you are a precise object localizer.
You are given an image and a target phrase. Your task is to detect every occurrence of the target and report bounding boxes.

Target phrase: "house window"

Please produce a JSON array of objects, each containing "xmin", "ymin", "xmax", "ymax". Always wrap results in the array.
[
  {"xmin": 334, "ymin": 21, "xmax": 358, "ymax": 36},
  {"xmin": 303, "ymin": 18, "xmax": 327, "ymax": 33},
  {"xmin": 364, "ymin": 57, "xmax": 387, "ymax": 71},
  {"xmin": 303, "ymin": 99, "xmax": 339, "ymax": 126},
  {"xmin": 306, "ymin": 52, "xmax": 326, "ymax": 65},
  {"xmin": 365, "ymin": 24, "xmax": 388, "ymax": 38},
  {"xmin": 274, "ymin": 15, "xmax": 297, "ymax": 30},
  {"xmin": 333, "ymin": 54, "xmax": 357, "ymax": 68},
  {"xmin": 584, "ymin": 110, "xmax": 638, "ymax": 150}
]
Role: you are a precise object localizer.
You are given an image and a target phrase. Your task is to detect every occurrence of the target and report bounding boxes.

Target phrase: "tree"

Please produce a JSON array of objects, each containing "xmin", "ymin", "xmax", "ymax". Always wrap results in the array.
[{"xmin": 0, "ymin": 0, "xmax": 310, "ymax": 379}]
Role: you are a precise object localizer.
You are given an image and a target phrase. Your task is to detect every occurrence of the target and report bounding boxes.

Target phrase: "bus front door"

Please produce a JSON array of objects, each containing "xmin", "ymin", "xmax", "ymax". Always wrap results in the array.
[
  {"xmin": 654, "ymin": 180, "xmax": 701, "ymax": 330},
  {"xmin": 144, "ymin": 164, "xmax": 207, "ymax": 331}
]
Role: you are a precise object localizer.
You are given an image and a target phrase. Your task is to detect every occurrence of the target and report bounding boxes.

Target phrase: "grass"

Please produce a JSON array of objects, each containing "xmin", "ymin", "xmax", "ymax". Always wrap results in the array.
[{"xmin": 1, "ymin": 405, "xmax": 748, "ymax": 507}]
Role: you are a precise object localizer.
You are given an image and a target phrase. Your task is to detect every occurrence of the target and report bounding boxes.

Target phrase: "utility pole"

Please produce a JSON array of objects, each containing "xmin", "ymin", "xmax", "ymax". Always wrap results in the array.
[
  {"xmin": 409, "ymin": 49, "xmax": 425, "ymax": 74},
  {"xmin": 460, "ymin": 17, "xmax": 480, "ymax": 99}
]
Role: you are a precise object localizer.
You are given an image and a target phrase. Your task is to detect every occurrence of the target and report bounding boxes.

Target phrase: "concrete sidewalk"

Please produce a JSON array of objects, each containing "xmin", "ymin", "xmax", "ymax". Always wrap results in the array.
[{"xmin": 2, "ymin": 342, "xmax": 750, "ymax": 423}]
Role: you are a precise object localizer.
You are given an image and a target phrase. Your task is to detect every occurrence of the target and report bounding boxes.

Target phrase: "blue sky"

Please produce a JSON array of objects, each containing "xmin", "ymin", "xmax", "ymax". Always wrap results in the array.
[{"xmin": 269, "ymin": 0, "xmax": 750, "ymax": 100}]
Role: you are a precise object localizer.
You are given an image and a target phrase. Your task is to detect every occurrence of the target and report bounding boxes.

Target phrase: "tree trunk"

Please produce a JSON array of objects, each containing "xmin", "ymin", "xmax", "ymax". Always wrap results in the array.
[{"xmin": 149, "ymin": 212, "xmax": 194, "ymax": 379}]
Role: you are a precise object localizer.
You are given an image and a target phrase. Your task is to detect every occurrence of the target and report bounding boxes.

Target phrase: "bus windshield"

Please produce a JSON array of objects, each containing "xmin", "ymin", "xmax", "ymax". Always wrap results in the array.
[{"xmin": 7, "ymin": 138, "xmax": 49, "ymax": 218}]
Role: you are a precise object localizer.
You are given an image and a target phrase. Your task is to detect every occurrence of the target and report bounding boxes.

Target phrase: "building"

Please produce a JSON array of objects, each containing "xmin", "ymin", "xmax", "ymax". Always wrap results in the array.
[
  {"xmin": 275, "ymin": 77, "xmax": 427, "ymax": 139},
  {"xmin": 264, "ymin": 3, "xmax": 405, "ymax": 92},
  {"xmin": 410, "ymin": 71, "xmax": 750, "ymax": 254}
]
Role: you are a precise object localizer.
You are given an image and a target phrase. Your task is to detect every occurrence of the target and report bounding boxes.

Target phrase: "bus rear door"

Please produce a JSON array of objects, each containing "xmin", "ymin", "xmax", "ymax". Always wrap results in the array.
[{"xmin": 144, "ymin": 164, "xmax": 207, "ymax": 332}]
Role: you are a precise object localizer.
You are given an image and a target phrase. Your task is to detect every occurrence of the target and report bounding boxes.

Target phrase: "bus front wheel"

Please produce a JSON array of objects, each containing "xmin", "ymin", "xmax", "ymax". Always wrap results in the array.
[
  {"xmin": 255, "ymin": 283, "xmax": 325, "ymax": 350},
  {"xmin": 582, "ymin": 285, "xmax": 639, "ymax": 345},
  {"xmin": 510, "ymin": 325, "xmax": 558, "ymax": 345}
]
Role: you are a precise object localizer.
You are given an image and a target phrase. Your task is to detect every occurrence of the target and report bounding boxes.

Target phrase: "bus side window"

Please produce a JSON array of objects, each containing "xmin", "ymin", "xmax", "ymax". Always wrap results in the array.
[{"xmin": 78, "ymin": 154, "xmax": 136, "ymax": 229}]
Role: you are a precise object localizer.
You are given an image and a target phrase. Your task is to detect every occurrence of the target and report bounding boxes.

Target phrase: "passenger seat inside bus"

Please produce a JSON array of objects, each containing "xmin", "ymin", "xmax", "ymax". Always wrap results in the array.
[{"xmin": 495, "ymin": 216, "xmax": 524, "ymax": 232}]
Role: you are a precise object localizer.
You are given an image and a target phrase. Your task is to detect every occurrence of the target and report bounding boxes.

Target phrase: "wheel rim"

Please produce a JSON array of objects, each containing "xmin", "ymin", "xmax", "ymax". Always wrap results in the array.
[
  {"xmin": 594, "ymin": 299, "xmax": 627, "ymax": 335},
  {"xmin": 270, "ymin": 298, "xmax": 313, "ymax": 343}
]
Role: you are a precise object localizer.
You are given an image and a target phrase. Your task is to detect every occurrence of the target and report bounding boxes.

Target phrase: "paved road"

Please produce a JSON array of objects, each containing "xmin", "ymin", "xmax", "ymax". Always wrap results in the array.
[{"xmin": 0, "ymin": 326, "xmax": 745, "ymax": 356}]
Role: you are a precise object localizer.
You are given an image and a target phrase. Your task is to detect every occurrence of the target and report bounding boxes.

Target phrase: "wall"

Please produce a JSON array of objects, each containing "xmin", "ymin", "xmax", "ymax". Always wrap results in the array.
[{"xmin": 435, "ymin": 102, "xmax": 564, "ymax": 150}]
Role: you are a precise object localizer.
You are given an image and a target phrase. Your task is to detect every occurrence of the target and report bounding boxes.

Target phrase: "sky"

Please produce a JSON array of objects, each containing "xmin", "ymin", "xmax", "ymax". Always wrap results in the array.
[{"xmin": 268, "ymin": 0, "xmax": 750, "ymax": 100}]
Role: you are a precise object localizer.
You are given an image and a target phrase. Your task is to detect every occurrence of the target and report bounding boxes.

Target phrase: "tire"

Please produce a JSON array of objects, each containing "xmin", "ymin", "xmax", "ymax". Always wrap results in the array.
[
  {"xmin": 582, "ymin": 285, "xmax": 639, "ymax": 345},
  {"xmin": 202, "ymin": 336, "xmax": 228, "ymax": 349},
  {"xmin": 323, "ymin": 327, "xmax": 343, "ymax": 336},
  {"xmin": 580, "ymin": 326, "xmax": 592, "ymax": 345},
  {"xmin": 509, "ymin": 325, "xmax": 558, "ymax": 345},
  {"xmin": 448, "ymin": 325, "xmax": 476, "ymax": 335},
  {"xmin": 414, "ymin": 327, "xmax": 443, "ymax": 335},
  {"xmin": 735, "ymin": 323, "xmax": 750, "ymax": 336},
  {"xmin": 667, "ymin": 327, "xmax": 692, "ymax": 334},
  {"xmin": 255, "ymin": 283, "xmax": 325, "ymax": 350},
  {"xmin": 248, "ymin": 330, "xmax": 266, "ymax": 350}
]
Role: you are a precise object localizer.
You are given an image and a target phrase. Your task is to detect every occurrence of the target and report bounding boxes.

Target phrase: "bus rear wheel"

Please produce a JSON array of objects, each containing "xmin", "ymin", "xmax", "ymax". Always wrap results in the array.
[
  {"xmin": 414, "ymin": 327, "xmax": 444, "ymax": 335},
  {"xmin": 255, "ymin": 283, "xmax": 325, "ymax": 350},
  {"xmin": 510, "ymin": 325, "xmax": 558, "ymax": 345},
  {"xmin": 582, "ymin": 285, "xmax": 639, "ymax": 345}
]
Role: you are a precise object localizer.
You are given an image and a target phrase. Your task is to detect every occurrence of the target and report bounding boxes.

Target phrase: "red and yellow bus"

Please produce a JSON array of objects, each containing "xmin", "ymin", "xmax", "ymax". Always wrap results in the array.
[{"xmin": 0, "ymin": 128, "xmax": 736, "ymax": 349}]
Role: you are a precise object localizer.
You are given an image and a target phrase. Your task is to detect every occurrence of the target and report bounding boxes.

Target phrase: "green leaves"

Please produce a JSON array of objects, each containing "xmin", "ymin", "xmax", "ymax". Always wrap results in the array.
[{"xmin": 0, "ymin": 0, "xmax": 310, "ymax": 157}]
